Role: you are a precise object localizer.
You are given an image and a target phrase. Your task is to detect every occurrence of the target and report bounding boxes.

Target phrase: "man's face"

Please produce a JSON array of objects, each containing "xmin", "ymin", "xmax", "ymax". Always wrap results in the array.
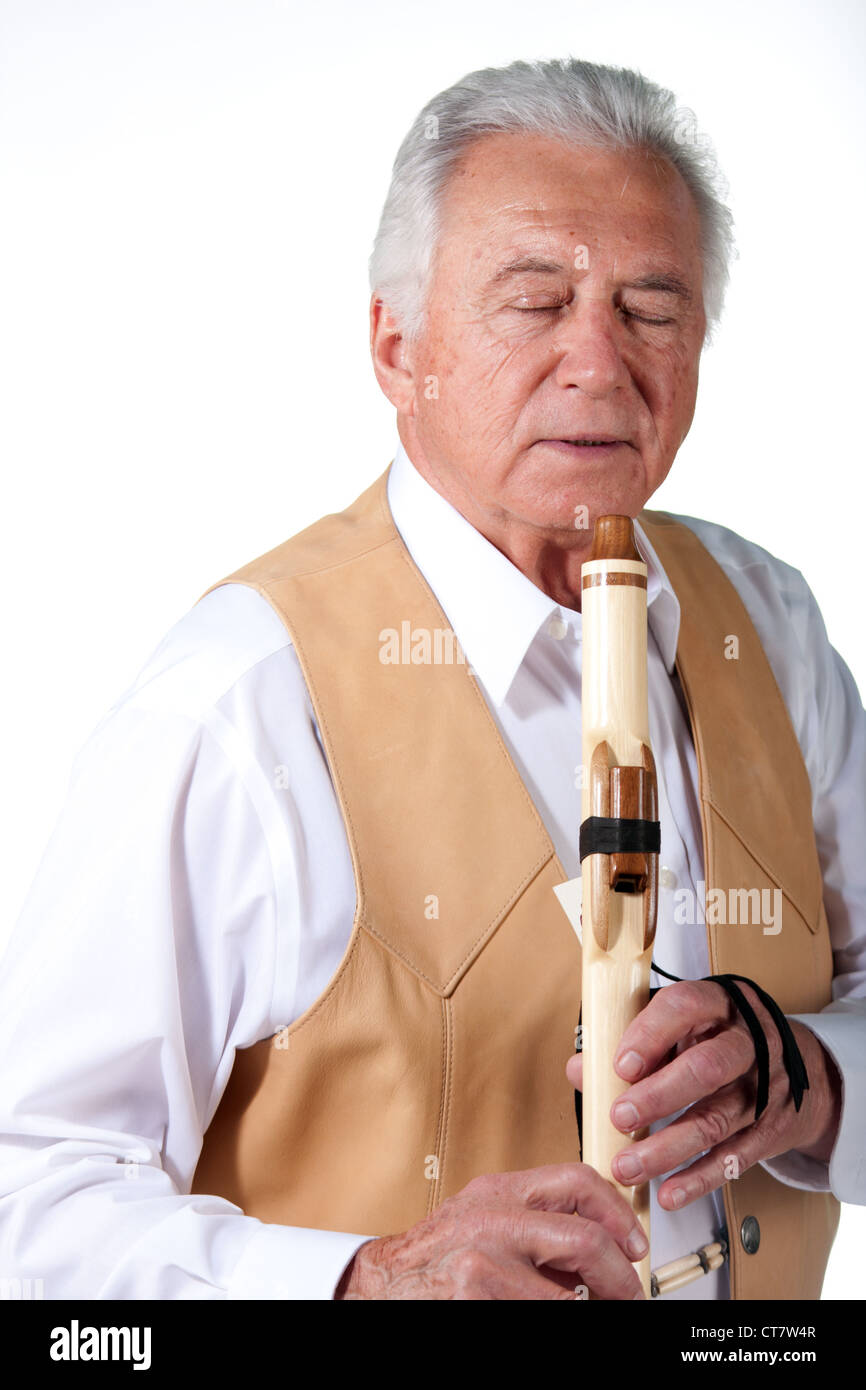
[{"xmin": 385, "ymin": 132, "xmax": 706, "ymax": 535}]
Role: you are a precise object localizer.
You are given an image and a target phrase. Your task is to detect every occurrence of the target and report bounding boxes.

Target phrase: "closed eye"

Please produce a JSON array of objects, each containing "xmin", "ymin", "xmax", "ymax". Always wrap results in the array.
[
  {"xmin": 507, "ymin": 302, "xmax": 676, "ymax": 327},
  {"xmin": 509, "ymin": 303, "xmax": 675, "ymax": 324},
  {"xmin": 510, "ymin": 303, "xmax": 568, "ymax": 313},
  {"xmin": 618, "ymin": 306, "xmax": 675, "ymax": 326}
]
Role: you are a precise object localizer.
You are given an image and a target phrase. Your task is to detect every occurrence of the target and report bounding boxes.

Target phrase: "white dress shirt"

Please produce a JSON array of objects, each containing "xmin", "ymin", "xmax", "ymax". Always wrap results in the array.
[{"xmin": 1, "ymin": 441, "xmax": 864, "ymax": 1302}]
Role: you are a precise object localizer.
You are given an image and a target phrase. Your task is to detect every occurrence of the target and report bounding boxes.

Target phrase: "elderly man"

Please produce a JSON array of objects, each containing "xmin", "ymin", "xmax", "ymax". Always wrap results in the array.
[{"xmin": 1, "ymin": 57, "xmax": 864, "ymax": 1303}]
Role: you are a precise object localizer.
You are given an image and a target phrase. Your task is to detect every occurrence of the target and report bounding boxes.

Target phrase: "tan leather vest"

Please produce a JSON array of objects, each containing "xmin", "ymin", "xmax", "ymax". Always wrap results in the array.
[{"xmin": 191, "ymin": 467, "xmax": 840, "ymax": 1300}]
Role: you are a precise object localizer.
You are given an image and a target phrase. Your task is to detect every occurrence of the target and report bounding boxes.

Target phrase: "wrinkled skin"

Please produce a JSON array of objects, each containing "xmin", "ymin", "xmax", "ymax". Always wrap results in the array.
[{"xmin": 336, "ymin": 1164, "xmax": 647, "ymax": 1301}]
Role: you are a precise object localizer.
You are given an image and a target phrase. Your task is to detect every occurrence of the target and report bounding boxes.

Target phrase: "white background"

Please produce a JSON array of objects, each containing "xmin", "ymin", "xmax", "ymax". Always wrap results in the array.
[{"xmin": 1, "ymin": 0, "xmax": 864, "ymax": 1301}]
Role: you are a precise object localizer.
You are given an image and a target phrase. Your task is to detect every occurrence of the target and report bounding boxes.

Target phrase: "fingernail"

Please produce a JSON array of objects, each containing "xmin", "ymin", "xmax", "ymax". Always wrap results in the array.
[
  {"xmin": 632, "ymin": 1289, "xmax": 646, "ymax": 1300},
  {"xmin": 627, "ymin": 1227, "xmax": 649, "ymax": 1259},
  {"xmin": 616, "ymin": 1050, "xmax": 644, "ymax": 1080},
  {"xmin": 668, "ymin": 1187, "xmax": 686, "ymax": 1208},
  {"xmin": 613, "ymin": 1100, "xmax": 639, "ymax": 1130},
  {"xmin": 616, "ymin": 1152, "xmax": 643, "ymax": 1181}
]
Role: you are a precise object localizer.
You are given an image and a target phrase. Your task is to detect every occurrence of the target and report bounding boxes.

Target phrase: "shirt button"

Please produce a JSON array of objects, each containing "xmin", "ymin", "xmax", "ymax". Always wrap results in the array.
[
  {"xmin": 659, "ymin": 866, "xmax": 678, "ymax": 891},
  {"xmin": 547, "ymin": 614, "xmax": 568, "ymax": 640}
]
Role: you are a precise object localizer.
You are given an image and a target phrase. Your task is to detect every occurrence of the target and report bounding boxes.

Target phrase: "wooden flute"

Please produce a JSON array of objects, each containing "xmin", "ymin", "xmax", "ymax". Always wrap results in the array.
[
  {"xmin": 578, "ymin": 515, "xmax": 660, "ymax": 1299},
  {"xmin": 555, "ymin": 517, "xmax": 729, "ymax": 1297}
]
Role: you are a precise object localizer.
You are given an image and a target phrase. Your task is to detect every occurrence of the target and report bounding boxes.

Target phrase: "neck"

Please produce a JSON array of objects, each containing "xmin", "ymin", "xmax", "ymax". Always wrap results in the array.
[{"xmin": 399, "ymin": 445, "xmax": 606, "ymax": 613}]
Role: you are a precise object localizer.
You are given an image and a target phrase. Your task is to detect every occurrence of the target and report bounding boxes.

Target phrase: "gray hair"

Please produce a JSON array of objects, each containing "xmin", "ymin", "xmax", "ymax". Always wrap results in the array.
[{"xmin": 369, "ymin": 57, "xmax": 735, "ymax": 347}]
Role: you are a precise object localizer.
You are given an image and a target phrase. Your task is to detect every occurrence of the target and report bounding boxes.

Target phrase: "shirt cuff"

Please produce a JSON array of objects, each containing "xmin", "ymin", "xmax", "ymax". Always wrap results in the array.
[
  {"xmin": 758, "ymin": 1000, "xmax": 866, "ymax": 1205},
  {"xmin": 225, "ymin": 1222, "xmax": 372, "ymax": 1299}
]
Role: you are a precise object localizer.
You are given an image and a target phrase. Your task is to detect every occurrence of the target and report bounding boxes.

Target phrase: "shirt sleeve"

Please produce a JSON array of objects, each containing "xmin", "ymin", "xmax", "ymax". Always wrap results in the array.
[{"xmin": 0, "ymin": 610, "xmax": 369, "ymax": 1298}]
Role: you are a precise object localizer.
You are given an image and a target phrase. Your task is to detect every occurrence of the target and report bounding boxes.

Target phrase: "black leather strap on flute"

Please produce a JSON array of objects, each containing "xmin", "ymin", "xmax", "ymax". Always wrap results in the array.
[{"xmin": 579, "ymin": 815, "xmax": 661, "ymax": 862}]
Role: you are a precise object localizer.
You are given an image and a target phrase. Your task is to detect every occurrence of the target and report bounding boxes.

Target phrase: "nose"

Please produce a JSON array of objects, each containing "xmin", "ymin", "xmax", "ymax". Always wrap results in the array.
[{"xmin": 550, "ymin": 298, "xmax": 630, "ymax": 397}]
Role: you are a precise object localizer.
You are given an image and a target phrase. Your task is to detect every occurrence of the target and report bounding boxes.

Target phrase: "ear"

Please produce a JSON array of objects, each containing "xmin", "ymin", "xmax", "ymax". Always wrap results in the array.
[{"xmin": 369, "ymin": 294, "xmax": 417, "ymax": 413}]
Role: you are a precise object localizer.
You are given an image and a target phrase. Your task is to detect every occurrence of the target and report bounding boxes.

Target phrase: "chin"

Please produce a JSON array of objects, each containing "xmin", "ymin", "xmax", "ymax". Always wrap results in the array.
[
  {"xmin": 513, "ymin": 456, "xmax": 648, "ymax": 520},
  {"xmin": 520, "ymin": 488, "xmax": 643, "ymax": 533}
]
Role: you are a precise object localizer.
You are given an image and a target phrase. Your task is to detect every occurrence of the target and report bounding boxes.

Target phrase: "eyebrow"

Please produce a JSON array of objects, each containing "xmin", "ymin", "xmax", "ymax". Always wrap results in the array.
[
  {"xmin": 622, "ymin": 273, "xmax": 693, "ymax": 302},
  {"xmin": 484, "ymin": 258, "xmax": 693, "ymax": 302},
  {"xmin": 486, "ymin": 256, "xmax": 565, "ymax": 286}
]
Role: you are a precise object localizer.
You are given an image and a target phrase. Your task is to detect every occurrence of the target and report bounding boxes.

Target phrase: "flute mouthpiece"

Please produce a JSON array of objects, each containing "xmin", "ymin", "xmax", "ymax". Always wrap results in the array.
[{"xmin": 589, "ymin": 515, "xmax": 641, "ymax": 563}]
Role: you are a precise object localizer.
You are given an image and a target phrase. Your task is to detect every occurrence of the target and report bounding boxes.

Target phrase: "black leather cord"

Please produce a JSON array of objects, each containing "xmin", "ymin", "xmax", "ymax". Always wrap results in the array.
[
  {"xmin": 650, "ymin": 961, "xmax": 810, "ymax": 1121},
  {"xmin": 574, "ymin": 1004, "xmax": 583, "ymax": 1151}
]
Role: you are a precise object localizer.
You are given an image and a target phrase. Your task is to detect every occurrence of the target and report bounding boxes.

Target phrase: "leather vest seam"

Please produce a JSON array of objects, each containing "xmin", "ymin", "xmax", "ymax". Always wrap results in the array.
[
  {"xmin": 702, "ymin": 798, "xmax": 821, "ymax": 933},
  {"xmin": 280, "ymin": 915, "xmax": 366, "ymax": 1041},
  {"xmin": 674, "ymin": 653, "xmax": 821, "ymax": 936},
  {"xmin": 429, "ymin": 996, "xmax": 453, "ymax": 1213},
  {"xmin": 360, "ymin": 849, "xmax": 557, "ymax": 996},
  {"xmin": 202, "ymin": 530, "xmax": 397, "ymax": 600},
  {"xmin": 274, "ymin": 532, "xmax": 398, "ymax": 582}
]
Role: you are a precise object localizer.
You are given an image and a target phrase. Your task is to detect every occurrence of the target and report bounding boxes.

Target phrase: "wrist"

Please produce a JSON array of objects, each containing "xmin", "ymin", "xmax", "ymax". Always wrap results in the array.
[
  {"xmin": 793, "ymin": 1025, "xmax": 843, "ymax": 1163},
  {"xmin": 333, "ymin": 1237, "xmax": 383, "ymax": 1299}
]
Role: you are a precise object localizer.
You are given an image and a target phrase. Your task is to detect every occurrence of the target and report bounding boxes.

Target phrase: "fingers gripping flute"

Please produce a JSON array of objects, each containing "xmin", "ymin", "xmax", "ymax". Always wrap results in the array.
[{"xmin": 580, "ymin": 515, "xmax": 659, "ymax": 1299}]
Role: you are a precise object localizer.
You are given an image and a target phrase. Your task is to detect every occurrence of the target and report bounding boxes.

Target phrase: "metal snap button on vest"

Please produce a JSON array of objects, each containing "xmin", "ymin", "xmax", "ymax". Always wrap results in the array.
[{"xmin": 740, "ymin": 1215, "xmax": 760, "ymax": 1254}]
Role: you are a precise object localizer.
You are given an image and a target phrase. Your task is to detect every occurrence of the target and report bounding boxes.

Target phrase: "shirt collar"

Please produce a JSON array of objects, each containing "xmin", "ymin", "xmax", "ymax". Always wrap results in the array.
[{"xmin": 386, "ymin": 440, "xmax": 681, "ymax": 704}]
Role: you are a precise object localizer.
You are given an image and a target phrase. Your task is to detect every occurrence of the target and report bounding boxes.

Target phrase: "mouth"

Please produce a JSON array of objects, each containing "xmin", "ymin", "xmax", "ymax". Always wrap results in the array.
[{"xmin": 537, "ymin": 436, "xmax": 630, "ymax": 453}]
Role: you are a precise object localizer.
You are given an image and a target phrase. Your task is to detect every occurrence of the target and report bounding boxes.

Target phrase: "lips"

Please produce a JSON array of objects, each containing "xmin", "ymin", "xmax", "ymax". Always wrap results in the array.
[
  {"xmin": 538, "ymin": 437, "xmax": 630, "ymax": 451},
  {"xmin": 545, "ymin": 434, "xmax": 625, "ymax": 445}
]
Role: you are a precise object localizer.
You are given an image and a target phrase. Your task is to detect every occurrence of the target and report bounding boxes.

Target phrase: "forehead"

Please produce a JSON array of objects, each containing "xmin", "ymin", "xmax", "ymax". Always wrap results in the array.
[{"xmin": 437, "ymin": 131, "xmax": 703, "ymax": 271}]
